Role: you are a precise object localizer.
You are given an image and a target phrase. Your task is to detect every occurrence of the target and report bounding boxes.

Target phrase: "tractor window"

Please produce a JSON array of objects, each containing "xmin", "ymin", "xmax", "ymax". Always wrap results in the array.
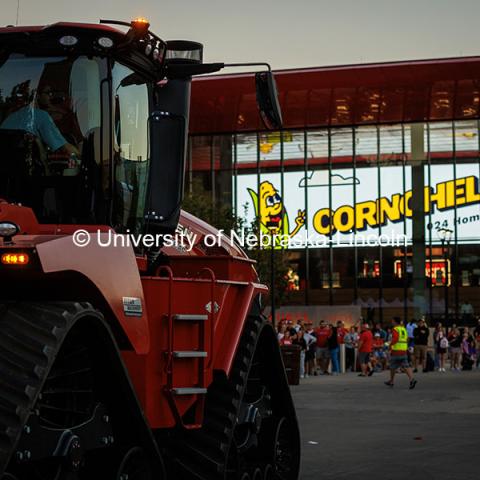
[
  {"xmin": 111, "ymin": 62, "xmax": 150, "ymax": 233},
  {"xmin": 0, "ymin": 54, "xmax": 108, "ymax": 223}
]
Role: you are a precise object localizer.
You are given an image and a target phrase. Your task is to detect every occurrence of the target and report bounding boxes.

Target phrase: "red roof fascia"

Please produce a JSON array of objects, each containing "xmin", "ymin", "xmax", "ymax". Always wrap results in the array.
[{"xmin": 190, "ymin": 56, "xmax": 480, "ymax": 135}]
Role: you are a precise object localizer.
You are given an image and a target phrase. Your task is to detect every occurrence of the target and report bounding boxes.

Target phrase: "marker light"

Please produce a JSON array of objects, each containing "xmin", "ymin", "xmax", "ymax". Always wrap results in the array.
[
  {"xmin": 131, "ymin": 17, "xmax": 150, "ymax": 35},
  {"xmin": 1, "ymin": 253, "xmax": 30, "ymax": 265},
  {"xmin": 59, "ymin": 35, "xmax": 78, "ymax": 46}
]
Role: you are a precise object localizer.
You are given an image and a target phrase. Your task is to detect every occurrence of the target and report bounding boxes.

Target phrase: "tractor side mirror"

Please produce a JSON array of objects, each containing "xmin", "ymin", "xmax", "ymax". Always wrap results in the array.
[
  {"xmin": 255, "ymin": 71, "xmax": 283, "ymax": 130},
  {"xmin": 144, "ymin": 111, "xmax": 187, "ymax": 234}
]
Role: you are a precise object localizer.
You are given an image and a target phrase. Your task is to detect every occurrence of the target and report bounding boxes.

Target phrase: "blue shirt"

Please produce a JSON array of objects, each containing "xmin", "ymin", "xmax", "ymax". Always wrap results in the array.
[{"xmin": 0, "ymin": 106, "xmax": 67, "ymax": 151}]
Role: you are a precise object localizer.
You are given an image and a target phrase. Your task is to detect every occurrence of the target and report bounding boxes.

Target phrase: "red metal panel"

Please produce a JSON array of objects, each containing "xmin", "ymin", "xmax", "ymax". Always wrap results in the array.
[
  {"xmin": 0, "ymin": 23, "xmax": 122, "ymax": 35},
  {"xmin": 36, "ymin": 235, "xmax": 150, "ymax": 354},
  {"xmin": 123, "ymin": 272, "xmax": 265, "ymax": 429}
]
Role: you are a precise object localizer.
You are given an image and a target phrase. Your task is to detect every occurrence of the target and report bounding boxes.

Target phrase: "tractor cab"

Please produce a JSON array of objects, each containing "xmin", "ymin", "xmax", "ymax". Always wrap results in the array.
[
  {"xmin": 0, "ymin": 20, "xmax": 169, "ymax": 234},
  {"xmin": 0, "ymin": 19, "xmax": 282, "ymax": 238}
]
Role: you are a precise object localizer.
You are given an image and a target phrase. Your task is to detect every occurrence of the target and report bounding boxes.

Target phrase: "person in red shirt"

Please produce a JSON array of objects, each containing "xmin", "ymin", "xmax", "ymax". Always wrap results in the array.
[
  {"xmin": 280, "ymin": 330, "xmax": 293, "ymax": 346},
  {"xmin": 372, "ymin": 333, "xmax": 387, "ymax": 371},
  {"xmin": 336, "ymin": 321, "xmax": 348, "ymax": 344},
  {"xmin": 314, "ymin": 320, "xmax": 331, "ymax": 375},
  {"xmin": 358, "ymin": 323, "xmax": 374, "ymax": 376}
]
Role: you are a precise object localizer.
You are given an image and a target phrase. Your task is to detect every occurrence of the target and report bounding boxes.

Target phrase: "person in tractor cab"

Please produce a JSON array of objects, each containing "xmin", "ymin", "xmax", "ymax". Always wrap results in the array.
[{"xmin": 0, "ymin": 81, "xmax": 80, "ymax": 163}]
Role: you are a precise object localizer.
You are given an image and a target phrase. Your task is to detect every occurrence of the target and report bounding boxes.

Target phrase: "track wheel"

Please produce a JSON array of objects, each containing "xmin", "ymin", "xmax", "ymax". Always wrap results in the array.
[
  {"xmin": 263, "ymin": 464, "xmax": 274, "ymax": 480},
  {"xmin": 116, "ymin": 447, "xmax": 153, "ymax": 480},
  {"xmin": 273, "ymin": 418, "xmax": 297, "ymax": 480},
  {"xmin": 239, "ymin": 473, "xmax": 251, "ymax": 480},
  {"xmin": 252, "ymin": 467, "xmax": 263, "ymax": 480}
]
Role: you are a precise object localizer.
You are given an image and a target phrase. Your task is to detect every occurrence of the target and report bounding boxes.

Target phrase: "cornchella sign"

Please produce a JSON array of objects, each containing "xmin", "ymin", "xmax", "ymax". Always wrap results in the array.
[
  {"xmin": 312, "ymin": 174, "xmax": 479, "ymax": 235},
  {"xmin": 236, "ymin": 164, "xmax": 480, "ymax": 248}
]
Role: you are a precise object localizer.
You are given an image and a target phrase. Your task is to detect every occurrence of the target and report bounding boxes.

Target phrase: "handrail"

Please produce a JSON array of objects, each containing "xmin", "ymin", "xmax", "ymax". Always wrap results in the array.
[
  {"xmin": 199, "ymin": 267, "xmax": 216, "ymax": 370},
  {"xmin": 157, "ymin": 265, "xmax": 174, "ymax": 383}
]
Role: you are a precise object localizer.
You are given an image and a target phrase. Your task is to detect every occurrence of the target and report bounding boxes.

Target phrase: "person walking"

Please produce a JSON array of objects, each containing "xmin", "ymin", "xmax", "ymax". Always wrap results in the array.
[{"xmin": 385, "ymin": 318, "xmax": 417, "ymax": 389}]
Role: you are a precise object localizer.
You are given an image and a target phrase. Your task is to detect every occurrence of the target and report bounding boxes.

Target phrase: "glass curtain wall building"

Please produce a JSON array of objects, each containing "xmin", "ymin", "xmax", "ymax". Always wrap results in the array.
[{"xmin": 188, "ymin": 58, "xmax": 480, "ymax": 324}]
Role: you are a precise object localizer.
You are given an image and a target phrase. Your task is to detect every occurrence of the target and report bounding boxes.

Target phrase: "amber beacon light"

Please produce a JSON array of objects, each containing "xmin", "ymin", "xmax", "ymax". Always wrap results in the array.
[{"xmin": 1, "ymin": 253, "xmax": 30, "ymax": 265}]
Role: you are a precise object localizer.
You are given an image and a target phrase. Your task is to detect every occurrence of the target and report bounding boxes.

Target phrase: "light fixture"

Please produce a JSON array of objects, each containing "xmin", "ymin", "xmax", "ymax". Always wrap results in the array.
[
  {"xmin": 59, "ymin": 35, "xmax": 78, "ymax": 46},
  {"xmin": 98, "ymin": 37, "xmax": 114, "ymax": 48},
  {"xmin": 0, "ymin": 221, "xmax": 19, "ymax": 242},
  {"xmin": 438, "ymin": 227, "xmax": 453, "ymax": 243}
]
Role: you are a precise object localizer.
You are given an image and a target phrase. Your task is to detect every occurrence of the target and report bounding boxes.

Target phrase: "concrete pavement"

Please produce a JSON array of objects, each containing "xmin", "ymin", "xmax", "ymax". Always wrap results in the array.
[{"xmin": 292, "ymin": 369, "xmax": 480, "ymax": 480}]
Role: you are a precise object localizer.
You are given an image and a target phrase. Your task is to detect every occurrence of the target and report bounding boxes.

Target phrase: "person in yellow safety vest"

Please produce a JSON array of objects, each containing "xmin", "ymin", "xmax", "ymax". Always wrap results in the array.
[{"xmin": 385, "ymin": 317, "xmax": 417, "ymax": 389}]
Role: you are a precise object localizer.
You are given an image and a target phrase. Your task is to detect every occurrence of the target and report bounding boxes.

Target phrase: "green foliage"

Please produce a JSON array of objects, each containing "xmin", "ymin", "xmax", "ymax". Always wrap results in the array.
[
  {"xmin": 183, "ymin": 179, "xmax": 291, "ymax": 306},
  {"xmin": 247, "ymin": 245, "xmax": 292, "ymax": 307},
  {"xmin": 182, "ymin": 178, "xmax": 243, "ymax": 233}
]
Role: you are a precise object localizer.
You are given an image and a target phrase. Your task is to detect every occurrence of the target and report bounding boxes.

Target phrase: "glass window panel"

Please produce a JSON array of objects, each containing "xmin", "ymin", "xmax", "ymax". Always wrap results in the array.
[
  {"xmin": 305, "ymin": 129, "xmax": 329, "ymax": 161},
  {"xmin": 428, "ymin": 121, "xmax": 454, "ymax": 155},
  {"xmin": 112, "ymin": 62, "xmax": 149, "ymax": 231},
  {"xmin": 236, "ymin": 133, "xmax": 258, "ymax": 165},
  {"xmin": 331, "ymin": 127, "xmax": 353, "ymax": 158},
  {"xmin": 355, "ymin": 125, "xmax": 380, "ymax": 163},
  {"xmin": 426, "ymin": 163, "xmax": 455, "ymax": 243},
  {"xmin": 454, "ymin": 119, "xmax": 479, "ymax": 153},
  {"xmin": 379, "ymin": 124, "xmax": 406, "ymax": 163},
  {"xmin": 379, "ymin": 164, "xmax": 412, "ymax": 244}
]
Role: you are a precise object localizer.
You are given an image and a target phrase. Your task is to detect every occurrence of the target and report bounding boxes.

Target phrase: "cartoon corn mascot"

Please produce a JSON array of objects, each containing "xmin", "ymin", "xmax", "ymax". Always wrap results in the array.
[{"xmin": 248, "ymin": 181, "xmax": 305, "ymax": 247}]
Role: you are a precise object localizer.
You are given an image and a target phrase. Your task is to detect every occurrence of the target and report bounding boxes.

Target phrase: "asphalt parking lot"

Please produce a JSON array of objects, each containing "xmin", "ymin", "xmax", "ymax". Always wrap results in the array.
[{"xmin": 292, "ymin": 369, "xmax": 480, "ymax": 480}]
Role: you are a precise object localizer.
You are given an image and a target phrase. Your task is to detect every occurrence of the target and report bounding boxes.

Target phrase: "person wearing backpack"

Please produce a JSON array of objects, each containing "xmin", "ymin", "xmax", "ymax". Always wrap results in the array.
[{"xmin": 436, "ymin": 327, "xmax": 449, "ymax": 372}]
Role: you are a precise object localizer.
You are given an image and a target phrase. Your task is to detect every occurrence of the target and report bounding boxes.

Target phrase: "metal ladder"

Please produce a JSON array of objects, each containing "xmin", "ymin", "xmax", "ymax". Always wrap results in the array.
[{"xmin": 159, "ymin": 266, "xmax": 215, "ymax": 429}]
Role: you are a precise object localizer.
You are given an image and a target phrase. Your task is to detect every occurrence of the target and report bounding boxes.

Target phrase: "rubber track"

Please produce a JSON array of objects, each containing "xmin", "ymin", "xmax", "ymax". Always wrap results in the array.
[
  {"xmin": 0, "ymin": 302, "xmax": 96, "ymax": 476},
  {"xmin": 0, "ymin": 301, "xmax": 166, "ymax": 479},
  {"xmin": 170, "ymin": 314, "xmax": 276, "ymax": 479}
]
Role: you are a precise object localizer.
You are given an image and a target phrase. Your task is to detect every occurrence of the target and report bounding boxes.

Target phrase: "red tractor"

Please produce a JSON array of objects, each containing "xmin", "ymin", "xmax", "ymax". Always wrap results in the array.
[{"xmin": 0, "ymin": 19, "xmax": 300, "ymax": 480}]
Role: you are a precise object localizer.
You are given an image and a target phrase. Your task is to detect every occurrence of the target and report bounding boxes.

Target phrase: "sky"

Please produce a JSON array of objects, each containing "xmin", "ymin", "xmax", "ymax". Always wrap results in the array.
[{"xmin": 2, "ymin": 0, "xmax": 480, "ymax": 71}]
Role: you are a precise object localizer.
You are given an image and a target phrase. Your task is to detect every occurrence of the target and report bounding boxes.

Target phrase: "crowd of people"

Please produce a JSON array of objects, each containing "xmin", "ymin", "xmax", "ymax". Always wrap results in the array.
[{"xmin": 277, "ymin": 316, "xmax": 480, "ymax": 381}]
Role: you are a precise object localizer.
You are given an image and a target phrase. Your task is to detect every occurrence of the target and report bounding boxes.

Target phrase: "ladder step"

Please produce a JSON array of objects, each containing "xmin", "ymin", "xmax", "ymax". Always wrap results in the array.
[
  {"xmin": 173, "ymin": 351, "xmax": 208, "ymax": 358},
  {"xmin": 172, "ymin": 387, "xmax": 208, "ymax": 395},
  {"xmin": 173, "ymin": 314, "xmax": 208, "ymax": 322}
]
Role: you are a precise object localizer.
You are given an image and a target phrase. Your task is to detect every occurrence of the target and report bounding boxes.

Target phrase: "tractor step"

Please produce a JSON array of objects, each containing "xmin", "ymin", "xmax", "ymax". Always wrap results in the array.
[
  {"xmin": 173, "ymin": 314, "xmax": 208, "ymax": 322},
  {"xmin": 172, "ymin": 388, "xmax": 208, "ymax": 395},
  {"xmin": 173, "ymin": 351, "xmax": 208, "ymax": 358}
]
